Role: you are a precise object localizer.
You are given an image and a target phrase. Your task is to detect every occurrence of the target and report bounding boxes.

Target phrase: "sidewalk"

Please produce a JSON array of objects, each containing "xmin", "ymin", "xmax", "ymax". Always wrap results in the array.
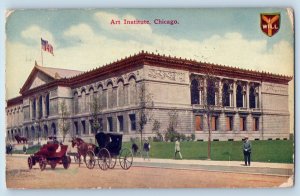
[
  {"xmin": 133, "ymin": 157, "xmax": 294, "ymax": 176},
  {"xmin": 9, "ymin": 154, "xmax": 294, "ymax": 176}
]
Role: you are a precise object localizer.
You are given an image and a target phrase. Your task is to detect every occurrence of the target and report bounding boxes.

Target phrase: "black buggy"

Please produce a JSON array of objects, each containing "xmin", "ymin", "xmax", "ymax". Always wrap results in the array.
[{"xmin": 85, "ymin": 132, "xmax": 133, "ymax": 170}]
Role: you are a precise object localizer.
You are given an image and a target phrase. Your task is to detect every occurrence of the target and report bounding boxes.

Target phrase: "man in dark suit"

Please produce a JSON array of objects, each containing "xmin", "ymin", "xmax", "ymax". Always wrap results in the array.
[{"xmin": 243, "ymin": 136, "xmax": 252, "ymax": 166}]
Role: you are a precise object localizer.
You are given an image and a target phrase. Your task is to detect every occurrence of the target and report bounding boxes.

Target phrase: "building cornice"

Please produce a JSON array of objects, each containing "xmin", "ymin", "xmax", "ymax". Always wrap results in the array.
[{"xmin": 15, "ymin": 51, "xmax": 292, "ymax": 101}]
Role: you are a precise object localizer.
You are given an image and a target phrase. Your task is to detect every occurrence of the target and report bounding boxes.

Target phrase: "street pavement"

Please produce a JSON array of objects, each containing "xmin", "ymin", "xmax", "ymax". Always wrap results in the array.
[{"xmin": 9, "ymin": 154, "xmax": 294, "ymax": 176}]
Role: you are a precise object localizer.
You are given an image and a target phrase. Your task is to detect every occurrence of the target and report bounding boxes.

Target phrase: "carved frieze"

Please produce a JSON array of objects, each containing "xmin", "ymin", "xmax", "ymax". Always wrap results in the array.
[
  {"xmin": 148, "ymin": 68, "xmax": 186, "ymax": 83},
  {"xmin": 262, "ymin": 83, "xmax": 288, "ymax": 95}
]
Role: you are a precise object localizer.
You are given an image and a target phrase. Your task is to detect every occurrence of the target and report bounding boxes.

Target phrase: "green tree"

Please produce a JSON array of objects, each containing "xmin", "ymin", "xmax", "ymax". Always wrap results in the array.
[
  {"xmin": 59, "ymin": 100, "xmax": 70, "ymax": 142},
  {"xmin": 137, "ymin": 83, "xmax": 154, "ymax": 149},
  {"xmin": 90, "ymin": 96, "xmax": 102, "ymax": 138}
]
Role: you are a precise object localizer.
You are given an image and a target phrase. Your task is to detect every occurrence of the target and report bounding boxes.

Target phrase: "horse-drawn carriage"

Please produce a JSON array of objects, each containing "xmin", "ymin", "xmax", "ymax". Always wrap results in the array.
[
  {"xmin": 85, "ymin": 132, "xmax": 133, "ymax": 170},
  {"xmin": 27, "ymin": 142, "xmax": 71, "ymax": 171}
]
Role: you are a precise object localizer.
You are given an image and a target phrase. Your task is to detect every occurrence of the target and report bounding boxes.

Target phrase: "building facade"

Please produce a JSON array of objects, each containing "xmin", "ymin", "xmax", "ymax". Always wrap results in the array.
[{"xmin": 6, "ymin": 51, "xmax": 292, "ymax": 143}]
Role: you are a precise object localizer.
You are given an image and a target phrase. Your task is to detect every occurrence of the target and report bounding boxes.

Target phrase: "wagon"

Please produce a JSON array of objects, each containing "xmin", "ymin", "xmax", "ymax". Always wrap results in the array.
[
  {"xmin": 27, "ymin": 142, "xmax": 71, "ymax": 171},
  {"xmin": 86, "ymin": 132, "xmax": 133, "ymax": 170}
]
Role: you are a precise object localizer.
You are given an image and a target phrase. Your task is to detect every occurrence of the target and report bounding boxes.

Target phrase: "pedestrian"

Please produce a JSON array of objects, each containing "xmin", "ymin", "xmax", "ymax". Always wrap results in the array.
[
  {"xmin": 243, "ymin": 136, "xmax": 252, "ymax": 166},
  {"xmin": 174, "ymin": 138, "xmax": 182, "ymax": 159},
  {"xmin": 131, "ymin": 143, "xmax": 139, "ymax": 156},
  {"xmin": 23, "ymin": 145, "xmax": 27, "ymax": 154},
  {"xmin": 143, "ymin": 139, "xmax": 150, "ymax": 160}
]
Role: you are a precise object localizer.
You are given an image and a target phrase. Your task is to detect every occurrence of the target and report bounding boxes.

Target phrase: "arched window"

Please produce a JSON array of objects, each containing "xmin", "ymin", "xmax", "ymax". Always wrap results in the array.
[
  {"xmin": 191, "ymin": 79, "xmax": 199, "ymax": 104},
  {"xmin": 249, "ymin": 86, "xmax": 255, "ymax": 108},
  {"xmin": 46, "ymin": 94, "xmax": 50, "ymax": 116},
  {"xmin": 249, "ymin": 86, "xmax": 259, "ymax": 108},
  {"xmin": 117, "ymin": 80, "xmax": 125, "ymax": 107},
  {"xmin": 98, "ymin": 85, "xmax": 106, "ymax": 110},
  {"xmin": 236, "ymin": 84, "xmax": 243, "ymax": 108},
  {"xmin": 107, "ymin": 82, "xmax": 113, "ymax": 108},
  {"xmin": 89, "ymin": 87, "xmax": 94, "ymax": 112},
  {"xmin": 51, "ymin": 123, "xmax": 56, "ymax": 136},
  {"xmin": 31, "ymin": 126, "xmax": 35, "ymax": 140},
  {"xmin": 207, "ymin": 79, "xmax": 216, "ymax": 105},
  {"xmin": 38, "ymin": 95, "xmax": 43, "ymax": 119},
  {"xmin": 223, "ymin": 83, "xmax": 230, "ymax": 107},
  {"xmin": 25, "ymin": 127, "xmax": 29, "ymax": 139},
  {"xmin": 74, "ymin": 92, "xmax": 79, "ymax": 114},
  {"xmin": 128, "ymin": 77, "xmax": 136, "ymax": 105},
  {"xmin": 43, "ymin": 125, "xmax": 48, "ymax": 139},
  {"xmin": 81, "ymin": 89, "xmax": 86, "ymax": 113},
  {"xmin": 32, "ymin": 98, "xmax": 36, "ymax": 119}
]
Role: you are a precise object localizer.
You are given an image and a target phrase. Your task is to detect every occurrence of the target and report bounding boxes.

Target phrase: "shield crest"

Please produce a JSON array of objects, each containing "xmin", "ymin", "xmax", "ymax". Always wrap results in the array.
[{"xmin": 260, "ymin": 13, "xmax": 280, "ymax": 37}]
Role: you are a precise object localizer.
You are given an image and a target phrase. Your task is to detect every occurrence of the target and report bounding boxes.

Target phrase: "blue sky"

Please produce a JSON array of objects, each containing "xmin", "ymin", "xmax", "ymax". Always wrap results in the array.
[
  {"xmin": 6, "ymin": 8, "xmax": 293, "ymax": 48},
  {"xmin": 6, "ymin": 8, "xmax": 294, "ymax": 99}
]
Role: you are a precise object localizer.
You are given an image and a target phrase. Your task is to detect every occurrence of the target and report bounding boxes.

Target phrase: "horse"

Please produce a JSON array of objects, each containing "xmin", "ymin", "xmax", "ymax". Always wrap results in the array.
[
  {"xmin": 14, "ymin": 135, "xmax": 27, "ymax": 144},
  {"xmin": 71, "ymin": 137, "xmax": 96, "ymax": 167}
]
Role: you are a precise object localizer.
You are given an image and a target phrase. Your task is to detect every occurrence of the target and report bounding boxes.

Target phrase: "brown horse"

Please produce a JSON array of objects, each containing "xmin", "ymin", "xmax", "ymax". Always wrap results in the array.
[
  {"xmin": 71, "ymin": 137, "xmax": 96, "ymax": 167},
  {"xmin": 15, "ymin": 135, "xmax": 27, "ymax": 144}
]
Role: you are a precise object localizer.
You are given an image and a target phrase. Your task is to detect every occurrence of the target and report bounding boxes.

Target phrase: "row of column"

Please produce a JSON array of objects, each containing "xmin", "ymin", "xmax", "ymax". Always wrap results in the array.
[
  {"xmin": 29, "ymin": 94, "xmax": 49, "ymax": 120},
  {"xmin": 195, "ymin": 77, "xmax": 261, "ymax": 109}
]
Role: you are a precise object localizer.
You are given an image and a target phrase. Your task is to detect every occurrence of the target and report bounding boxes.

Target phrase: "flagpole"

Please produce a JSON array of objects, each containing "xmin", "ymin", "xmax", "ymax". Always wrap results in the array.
[{"xmin": 41, "ymin": 43, "xmax": 43, "ymax": 67}]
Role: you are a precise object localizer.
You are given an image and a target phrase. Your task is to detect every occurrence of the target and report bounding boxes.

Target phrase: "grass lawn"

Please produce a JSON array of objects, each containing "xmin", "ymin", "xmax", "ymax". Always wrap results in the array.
[
  {"xmin": 124, "ymin": 140, "xmax": 294, "ymax": 163},
  {"xmin": 13, "ymin": 145, "xmax": 41, "ymax": 155}
]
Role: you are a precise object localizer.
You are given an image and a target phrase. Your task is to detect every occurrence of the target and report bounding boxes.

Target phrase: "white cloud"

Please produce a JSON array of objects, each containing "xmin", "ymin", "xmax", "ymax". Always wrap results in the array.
[
  {"xmin": 21, "ymin": 25, "xmax": 55, "ymax": 45},
  {"xmin": 63, "ymin": 23, "xmax": 99, "ymax": 43},
  {"xmin": 6, "ymin": 22, "xmax": 294, "ymax": 100}
]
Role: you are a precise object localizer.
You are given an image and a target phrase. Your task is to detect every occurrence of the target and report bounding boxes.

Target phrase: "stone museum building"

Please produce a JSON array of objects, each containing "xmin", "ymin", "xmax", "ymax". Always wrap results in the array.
[{"xmin": 6, "ymin": 51, "xmax": 292, "ymax": 142}]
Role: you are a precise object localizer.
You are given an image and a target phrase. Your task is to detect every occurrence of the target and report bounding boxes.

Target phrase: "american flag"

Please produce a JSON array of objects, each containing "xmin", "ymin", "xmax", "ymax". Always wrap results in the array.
[{"xmin": 41, "ymin": 38, "xmax": 54, "ymax": 55}]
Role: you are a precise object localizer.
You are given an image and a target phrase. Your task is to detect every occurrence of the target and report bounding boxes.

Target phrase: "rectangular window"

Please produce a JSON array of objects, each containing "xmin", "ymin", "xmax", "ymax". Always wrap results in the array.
[
  {"xmin": 226, "ymin": 116, "xmax": 233, "ymax": 131},
  {"xmin": 107, "ymin": 117, "xmax": 113, "ymax": 132},
  {"xmin": 195, "ymin": 115, "xmax": 203, "ymax": 131},
  {"xmin": 74, "ymin": 121, "xmax": 79, "ymax": 135},
  {"xmin": 240, "ymin": 117, "xmax": 246, "ymax": 131},
  {"xmin": 81, "ymin": 120, "xmax": 86, "ymax": 134},
  {"xmin": 118, "ymin": 116, "xmax": 124, "ymax": 132},
  {"xmin": 253, "ymin": 117, "xmax": 259, "ymax": 131},
  {"xmin": 211, "ymin": 116, "xmax": 218, "ymax": 131},
  {"xmin": 98, "ymin": 118, "xmax": 103, "ymax": 132},
  {"xmin": 89, "ymin": 120, "xmax": 94, "ymax": 134},
  {"xmin": 32, "ymin": 99, "xmax": 36, "ymax": 119},
  {"xmin": 129, "ymin": 114, "xmax": 136, "ymax": 131}
]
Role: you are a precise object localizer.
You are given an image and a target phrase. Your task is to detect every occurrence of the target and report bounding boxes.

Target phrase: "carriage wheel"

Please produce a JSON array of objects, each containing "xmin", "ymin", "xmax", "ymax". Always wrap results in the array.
[
  {"xmin": 62, "ymin": 156, "xmax": 71, "ymax": 169},
  {"xmin": 50, "ymin": 161, "xmax": 56, "ymax": 170},
  {"xmin": 108, "ymin": 156, "xmax": 117, "ymax": 169},
  {"xmin": 97, "ymin": 148, "xmax": 111, "ymax": 170},
  {"xmin": 119, "ymin": 148, "xmax": 133, "ymax": 170},
  {"xmin": 28, "ymin": 156, "xmax": 33, "ymax": 169},
  {"xmin": 85, "ymin": 150, "xmax": 96, "ymax": 169},
  {"xmin": 39, "ymin": 157, "xmax": 46, "ymax": 171}
]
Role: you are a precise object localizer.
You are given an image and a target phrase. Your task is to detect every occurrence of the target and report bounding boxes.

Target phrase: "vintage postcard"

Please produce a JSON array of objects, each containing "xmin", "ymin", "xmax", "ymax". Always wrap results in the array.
[{"xmin": 5, "ymin": 8, "xmax": 294, "ymax": 189}]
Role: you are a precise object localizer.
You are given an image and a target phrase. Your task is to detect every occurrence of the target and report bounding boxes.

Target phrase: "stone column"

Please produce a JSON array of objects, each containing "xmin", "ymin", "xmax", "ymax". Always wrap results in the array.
[
  {"xmin": 219, "ymin": 112, "xmax": 226, "ymax": 132},
  {"xmin": 203, "ymin": 113, "xmax": 208, "ymax": 132},
  {"xmin": 29, "ymin": 99, "xmax": 32, "ymax": 120},
  {"xmin": 233, "ymin": 113, "xmax": 240, "ymax": 132},
  {"xmin": 219, "ymin": 79, "xmax": 222, "ymax": 106},
  {"xmin": 43, "ymin": 95, "xmax": 46, "ymax": 118},
  {"xmin": 246, "ymin": 114, "xmax": 252, "ymax": 132},
  {"xmin": 246, "ymin": 82, "xmax": 250, "ymax": 108},
  {"xmin": 204, "ymin": 78, "xmax": 207, "ymax": 105},
  {"xmin": 233, "ymin": 80, "xmax": 237, "ymax": 107},
  {"xmin": 258, "ymin": 84, "xmax": 262, "ymax": 108}
]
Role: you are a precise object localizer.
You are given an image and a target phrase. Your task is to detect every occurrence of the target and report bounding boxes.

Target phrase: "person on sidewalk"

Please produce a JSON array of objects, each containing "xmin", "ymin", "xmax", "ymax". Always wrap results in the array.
[
  {"xmin": 174, "ymin": 138, "xmax": 182, "ymax": 160},
  {"xmin": 131, "ymin": 143, "xmax": 139, "ymax": 156},
  {"xmin": 243, "ymin": 136, "xmax": 252, "ymax": 166},
  {"xmin": 143, "ymin": 139, "xmax": 150, "ymax": 160}
]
